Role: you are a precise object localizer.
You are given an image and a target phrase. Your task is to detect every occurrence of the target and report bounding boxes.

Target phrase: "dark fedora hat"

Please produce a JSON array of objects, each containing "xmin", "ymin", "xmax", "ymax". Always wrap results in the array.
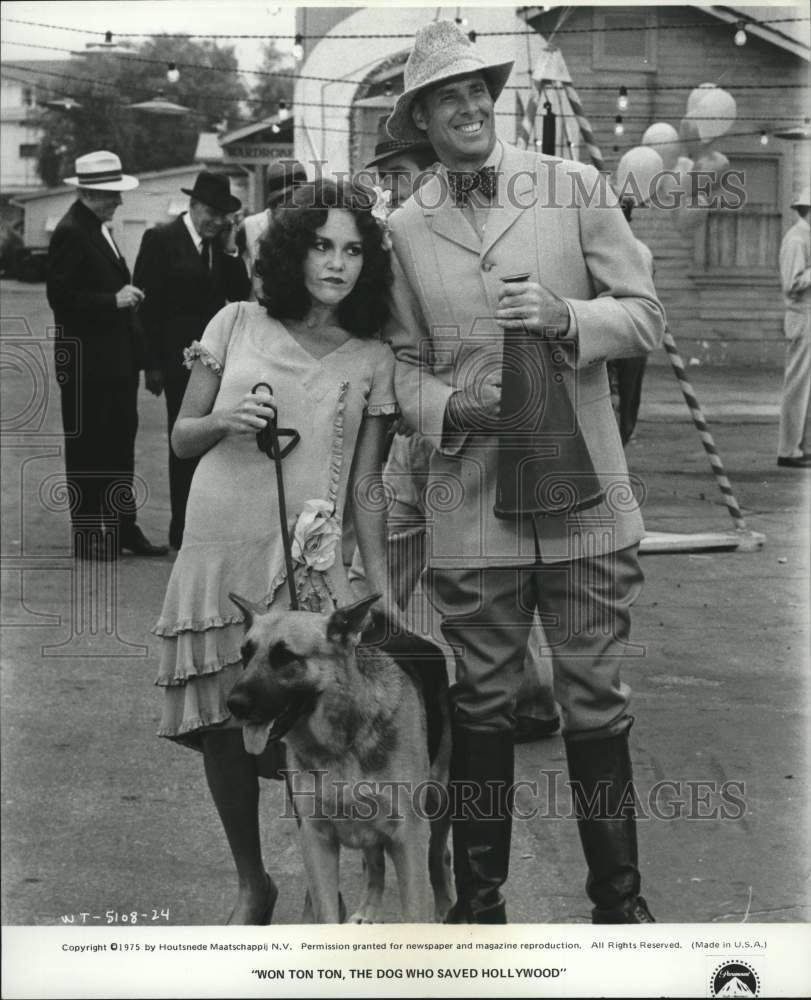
[
  {"xmin": 181, "ymin": 170, "xmax": 241, "ymax": 213},
  {"xmin": 365, "ymin": 114, "xmax": 434, "ymax": 170},
  {"xmin": 266, "ymin": 158, "xmax": 307, "ymax": 207}
]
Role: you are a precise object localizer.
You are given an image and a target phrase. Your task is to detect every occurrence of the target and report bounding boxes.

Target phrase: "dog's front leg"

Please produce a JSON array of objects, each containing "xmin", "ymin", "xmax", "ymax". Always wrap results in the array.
[
  {"xmin": 388, "ymin": 814, "xmax": 432, "ymax": 923},
  {"xmin": 349, "ymin": 846, "xmax": 386, "ymax": 924},
  {"xmin": 298, "ymin": 819, "xmax": 343, "ymax": 923}
]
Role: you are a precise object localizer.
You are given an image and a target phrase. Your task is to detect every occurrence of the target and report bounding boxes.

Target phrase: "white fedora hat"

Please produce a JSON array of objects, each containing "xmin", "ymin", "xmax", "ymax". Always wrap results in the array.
[
  {"xmin": 64, "ymin": 150, "xmax": 138, "ymax": 191},
  {"xmin": 386, "ymin": 20, "xmax": 514, "ymax": 143},
  {"xmin": 791, "ymin": 187, "xmax": 810, "ymax": 208}
]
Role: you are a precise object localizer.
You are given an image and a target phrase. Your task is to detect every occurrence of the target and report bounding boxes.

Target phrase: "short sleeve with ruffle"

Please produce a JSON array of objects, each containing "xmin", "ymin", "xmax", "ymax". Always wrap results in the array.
[
  {"xmin": 182, "ymin": 301, "xmax": 244, "ymax": 375},
  {"xmin": 365, "ymin": 341, "xmax": 398, "ymax": 417}
]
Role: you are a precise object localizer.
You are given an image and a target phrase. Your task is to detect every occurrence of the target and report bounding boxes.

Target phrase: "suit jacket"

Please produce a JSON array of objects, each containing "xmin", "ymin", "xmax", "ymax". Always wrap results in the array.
[
  {"xmin": 47, "ymin": 199, "xmax": 140, "ymax": 384},
  {"xmin": 133, "ymin": 214, "xmax": 251, "ymax": 377},
  {"xmin": 385, "ymin": 143, "xmax": 666, "ymax": 566}
]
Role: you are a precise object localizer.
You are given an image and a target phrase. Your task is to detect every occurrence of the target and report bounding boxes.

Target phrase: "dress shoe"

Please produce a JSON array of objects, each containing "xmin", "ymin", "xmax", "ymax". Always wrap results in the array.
[
  {"xmin": 514, "ymin": 714, "xmax": 561, "ymax": 744},
  {"xmin": 776, "ymin": 455, "xmax": 811, "ymax": 469},
  {"xmin": 118, "ymin": 526, "xmax": 168, "ymax": 556}
]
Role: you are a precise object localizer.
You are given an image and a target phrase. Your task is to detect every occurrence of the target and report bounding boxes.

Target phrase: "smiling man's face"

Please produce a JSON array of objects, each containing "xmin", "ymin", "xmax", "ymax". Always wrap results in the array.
[{"xmin": 411, "ymin": 71, "xmax": 495, "ymax": 172}]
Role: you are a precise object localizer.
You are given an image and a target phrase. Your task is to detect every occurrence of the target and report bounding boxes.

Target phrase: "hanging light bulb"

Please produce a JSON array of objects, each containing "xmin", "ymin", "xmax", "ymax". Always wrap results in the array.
[
  {"xmin": 614, "ymin": 115, "xmax": 624, "ymax": 137},
  {"xmin": 734, "ymin": 22, "xmax": 748, "ymax": 46},
  {"xmin": 277, "ymin": 100, "xmax": 289, "ymax": 122},
  {"xmin": 166, "ymin": 62, "xmax": 180, "ymax": 84},
  {"xmin": 760, "ymin": 131, "xmax": 769, "ymax": 146},
  {"xmin": 271, "ymin": 123, "xmax": 281, "ymax": 134},
  {"xmin": 292, "ymin": 33, "xmax": 304, "ymax": 60},
  {"xmin": 384, "ymin": 79, "xmax": 393, "ymax": 98},
  {"xmin": 454, "ymin": 8, "xmax": 468, "ymax": 26},
  {"xmin": 617, "ymin": 86, "xmax": 629, "ymax": 112},
  {"xmin": 468, "ymin": 30, "xmax": 477, "ymax": 43}
]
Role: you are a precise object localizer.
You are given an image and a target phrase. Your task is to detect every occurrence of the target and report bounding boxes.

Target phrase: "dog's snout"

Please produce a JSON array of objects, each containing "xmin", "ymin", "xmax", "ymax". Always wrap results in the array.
[{"xmin": 226, "ymin": 686, "xmax": 253, "ymax": 720}]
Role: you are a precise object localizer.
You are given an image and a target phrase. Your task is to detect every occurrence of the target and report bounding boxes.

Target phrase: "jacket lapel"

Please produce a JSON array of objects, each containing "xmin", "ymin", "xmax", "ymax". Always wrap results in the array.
[
  {"xmin": 420, "ymin": 170, "xmax": 481, "ymax": 255},
  {"xmin": 73, "ymin": 202, "xmax": 130, "ymax": 278},
  {"xmin": 480, "ymin": 143, "xmax": 536, "ymax": 259}
]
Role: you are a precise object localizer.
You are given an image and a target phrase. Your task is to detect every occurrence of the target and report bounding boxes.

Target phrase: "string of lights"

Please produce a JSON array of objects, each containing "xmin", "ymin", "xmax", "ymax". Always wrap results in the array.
[
  {"xmin": 4, "ymin": 38, "xmax": 809, "ymax": 98},
  {"xmin": 2, "ymin": 13, "xmax": 809, "ymax": 41}
]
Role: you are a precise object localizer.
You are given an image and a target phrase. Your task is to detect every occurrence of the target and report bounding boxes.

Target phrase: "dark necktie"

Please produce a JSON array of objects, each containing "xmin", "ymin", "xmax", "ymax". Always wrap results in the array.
[
  {"xmin": 447, "ymin": 166, "xmax": 497, "ymax": 207},
  {"xmin": 200, "ymin": 239, "xmax": 211, "ymax": 270}
]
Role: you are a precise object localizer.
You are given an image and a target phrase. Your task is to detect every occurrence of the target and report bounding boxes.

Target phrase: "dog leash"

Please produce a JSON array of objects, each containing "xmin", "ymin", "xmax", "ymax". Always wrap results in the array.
[{"xmin": 253, "ymin": 382, "xmax": 301, "ymax": 610}]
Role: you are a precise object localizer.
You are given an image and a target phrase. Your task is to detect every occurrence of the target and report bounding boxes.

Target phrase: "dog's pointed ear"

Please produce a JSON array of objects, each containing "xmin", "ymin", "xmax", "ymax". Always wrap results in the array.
[
  {"xmin": 228, "ymin": 592, "xmax": 266, "ymax": 629},
  {"xmin": 326, "ymin": 593, "xmax": 380, "ymax": 645}
]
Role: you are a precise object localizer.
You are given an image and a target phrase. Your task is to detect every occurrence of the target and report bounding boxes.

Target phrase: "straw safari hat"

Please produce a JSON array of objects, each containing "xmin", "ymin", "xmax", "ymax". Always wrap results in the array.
[
  {"xmin": 386, "ymin": 20, "xmax": 514, "ymax": 143},
  {"xmin": 64, "ymin": 150, "xmax": 138, "ymax": 191}
]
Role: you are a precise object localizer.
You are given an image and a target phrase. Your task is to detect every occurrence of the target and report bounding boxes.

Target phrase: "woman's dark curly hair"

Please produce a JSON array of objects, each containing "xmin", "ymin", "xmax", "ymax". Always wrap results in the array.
[{"xmin": 255, "ymin": 178, "xmax": 392, "ymax": 338}]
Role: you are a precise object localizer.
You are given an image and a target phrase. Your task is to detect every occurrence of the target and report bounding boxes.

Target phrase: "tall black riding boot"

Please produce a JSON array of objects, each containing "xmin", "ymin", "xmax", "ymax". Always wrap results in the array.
[
  {"xmin": 565, "ymin": 729, "xmax": 655, "ymax": 924},
  {"xmin": 445, "ymin": 726, "xmax": 514, "ymax": 924}
]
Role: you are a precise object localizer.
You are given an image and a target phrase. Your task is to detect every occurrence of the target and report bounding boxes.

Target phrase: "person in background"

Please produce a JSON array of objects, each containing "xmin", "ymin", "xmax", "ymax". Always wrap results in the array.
[
  {"xmin": 134, "ymin": 171, "xmax": 251, "ymax": 550},
  {"xmin": 607, "ymin": 199, "xmax": 656, "ymax": 446},
  {"xmin": 237, "ymin": 159, "xmax": 308, "ymax": 298},
  {"xmin": 776, "ymin": 189, "xmax": 811, "ymax": 469},
  {"xmin": 47, "ymin": 150, "xmax": 166, "ymax": 560}
]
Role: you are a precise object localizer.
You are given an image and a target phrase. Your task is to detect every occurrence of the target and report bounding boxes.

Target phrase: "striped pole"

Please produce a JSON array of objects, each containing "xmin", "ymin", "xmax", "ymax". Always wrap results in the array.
[
  {"xmin": 662, "ymin": 328, "xmax": 748, "ymax": 531},
  {"xmin": 562, "ymin": 80, "xmax": 605, "ymax": 172}
]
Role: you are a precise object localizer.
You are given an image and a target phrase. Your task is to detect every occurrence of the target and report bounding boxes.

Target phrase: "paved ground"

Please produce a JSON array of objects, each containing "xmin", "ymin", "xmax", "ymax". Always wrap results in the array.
[{"xmin": 1, "ymin": 280, "xmax": 809, "ymax": 927}]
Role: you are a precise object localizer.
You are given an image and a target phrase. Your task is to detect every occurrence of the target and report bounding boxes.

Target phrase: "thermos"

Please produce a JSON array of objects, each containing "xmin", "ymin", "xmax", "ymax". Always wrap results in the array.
[{"xmin": 493, "ymin": 274, "xmax": 605, "ymax": 519}]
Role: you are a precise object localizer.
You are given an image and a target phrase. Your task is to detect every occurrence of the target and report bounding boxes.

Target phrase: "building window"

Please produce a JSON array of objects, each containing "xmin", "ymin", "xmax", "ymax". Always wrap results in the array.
[
  {"xmin": 593, "ymin": 9, "xmax": 657, "ymax": 72},
  {"xmin": 694, "ymin": 156, "xmax": 781, "ymax": 274},
  {"xmin": 19, "ymin": 144, "xmax": 38, "ymax": 159}
]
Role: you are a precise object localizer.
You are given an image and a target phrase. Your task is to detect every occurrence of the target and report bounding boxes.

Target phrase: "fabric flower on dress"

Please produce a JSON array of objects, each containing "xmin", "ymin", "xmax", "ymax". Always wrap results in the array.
[
  {"xmin": 291, "ymin": 499, "xmax": 342, "ymax": 572},
  {"xmin": 370, "ymin": 185, "xmax": 393, "ymax": 251}
]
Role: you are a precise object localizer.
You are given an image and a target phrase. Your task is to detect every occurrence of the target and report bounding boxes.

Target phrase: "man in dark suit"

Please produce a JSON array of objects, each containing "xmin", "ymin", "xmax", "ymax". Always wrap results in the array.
[
  {"xmin": 134, "ymin": 171, "xmax": 251, "ymax": 549},
  {"xmin": 47, "ymin": 150, "xmax": 167, "ymax": 560}
]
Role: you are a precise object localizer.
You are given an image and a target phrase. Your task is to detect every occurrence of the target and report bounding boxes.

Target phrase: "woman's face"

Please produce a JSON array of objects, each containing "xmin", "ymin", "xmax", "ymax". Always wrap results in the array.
[{"xmin": 303, "ymin": 209, "xmax": 364, "ymax": 309}]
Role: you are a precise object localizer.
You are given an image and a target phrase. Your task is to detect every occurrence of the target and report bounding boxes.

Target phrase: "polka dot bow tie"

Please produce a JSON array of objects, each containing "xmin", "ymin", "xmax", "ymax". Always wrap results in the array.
[{"xmin": 447, "ymin": 166, "xmax": 497, "ymax": 207}]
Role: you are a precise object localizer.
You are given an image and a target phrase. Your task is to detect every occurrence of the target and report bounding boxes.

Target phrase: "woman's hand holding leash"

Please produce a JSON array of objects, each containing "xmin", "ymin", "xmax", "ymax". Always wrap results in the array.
[{"xmin": 221, "ymin": 387, "xmax": 277, "ymax": 436}]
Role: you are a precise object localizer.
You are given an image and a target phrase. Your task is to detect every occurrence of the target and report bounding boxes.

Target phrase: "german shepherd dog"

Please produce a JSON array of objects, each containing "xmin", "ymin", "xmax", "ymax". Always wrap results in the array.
[{"xmin": 226, "ymin": 593, "xmax": 453, "ymax": 923}]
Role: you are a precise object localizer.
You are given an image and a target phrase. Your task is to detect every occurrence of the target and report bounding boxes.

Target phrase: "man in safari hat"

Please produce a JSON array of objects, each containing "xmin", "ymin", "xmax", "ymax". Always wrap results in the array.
[
  {"xmin": 47, "ymin": 150, "xmax": 167, "ymax": 559},
  {"xmin": 134, "ymin": 170, "xmax": 250, "ymax": 549},
  {"xmin": 383, "ymin": 20, "xmax": 665, "ymax": 924},
  {"xmin": 776, "ymin": 188, "xmax": 811, "ymax": 468}
]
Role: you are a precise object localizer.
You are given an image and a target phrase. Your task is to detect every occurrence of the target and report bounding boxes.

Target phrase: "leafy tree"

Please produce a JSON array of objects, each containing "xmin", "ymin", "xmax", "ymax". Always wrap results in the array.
[
  {"xmin": 249, "ymin": 41, "xmax": 295, "ymax": 119},
  {"xmin": 36, "ymin": 35, "xmax": 248, "ymax": 184}
]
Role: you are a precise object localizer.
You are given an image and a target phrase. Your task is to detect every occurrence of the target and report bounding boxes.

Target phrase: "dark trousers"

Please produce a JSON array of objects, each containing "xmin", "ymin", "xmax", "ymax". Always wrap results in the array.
[
  {"xmin": 164, "ymin": 370, "xmax": 199, "ymax": 550},
  {"xmin": 59, "ymin": 373, "xmax": 139, "ymax": 544}
]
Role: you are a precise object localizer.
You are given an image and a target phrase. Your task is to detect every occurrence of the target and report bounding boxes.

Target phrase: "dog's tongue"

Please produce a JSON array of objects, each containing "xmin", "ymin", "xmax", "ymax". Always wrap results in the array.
[{"xmin": 243, "ymin": 721, "xmax": 273, "ymax": 756}]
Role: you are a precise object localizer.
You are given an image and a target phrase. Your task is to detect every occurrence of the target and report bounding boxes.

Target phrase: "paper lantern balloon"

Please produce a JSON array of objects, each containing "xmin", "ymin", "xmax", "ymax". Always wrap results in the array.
[
  {"xmin": 686, "ymin": 83, "xmax": 717, "ymax": 115},
  {"xmin": 686, "ymin": 86, "xmax": 737, "ymax": 142},
  {"xmin": 615, "ymin": 146, "xmax": 664, "ymax": 205},
  {"xmin": 679, "ymin": 116, "xmax": 703, "ymax": 159},
  {"xmin": 641, "ymin": 122, "xmax": 680, "ymax": 170}
]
